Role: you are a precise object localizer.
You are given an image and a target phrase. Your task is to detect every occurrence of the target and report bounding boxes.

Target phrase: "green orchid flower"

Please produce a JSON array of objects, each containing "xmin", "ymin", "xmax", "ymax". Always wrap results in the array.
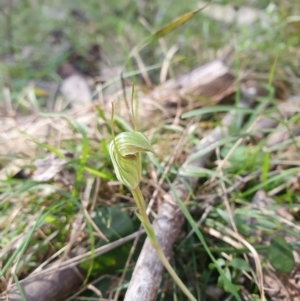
[{"xmin": 109, "ymin": 131, "xmax": 154, "ymax": 189}]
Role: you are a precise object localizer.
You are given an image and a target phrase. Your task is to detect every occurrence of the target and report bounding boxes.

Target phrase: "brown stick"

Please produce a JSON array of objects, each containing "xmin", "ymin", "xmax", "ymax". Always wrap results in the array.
[
  {"xmin": 3, "ymin": 265, "xmax": 84, "ymax": 301},
  {"xmin": 123, "ymin": 95, "xmax": 255, "ymax": 301}
]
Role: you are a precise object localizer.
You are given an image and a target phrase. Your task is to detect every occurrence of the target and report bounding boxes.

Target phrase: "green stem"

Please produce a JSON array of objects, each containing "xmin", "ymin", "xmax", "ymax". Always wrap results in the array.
[{"xmin": 131, "ymin": 187, "xmax": 197, "ymax": 301}]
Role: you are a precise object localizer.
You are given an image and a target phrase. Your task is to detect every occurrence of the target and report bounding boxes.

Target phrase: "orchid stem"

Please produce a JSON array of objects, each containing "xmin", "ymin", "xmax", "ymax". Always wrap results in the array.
[{"xmin": 131, "ymin": 186, "xmax": 197, "ymax": 301}]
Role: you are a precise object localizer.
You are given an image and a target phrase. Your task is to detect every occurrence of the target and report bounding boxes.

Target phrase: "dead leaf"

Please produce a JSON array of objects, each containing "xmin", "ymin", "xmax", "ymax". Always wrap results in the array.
[
  {"xmin": 32, "ymin": 151, "xmax": 74, "ymax": 183},
  {"xmin": 154, "ymin": 5, "xmax": 209, "ymax": 39},
  {"xmin": 60, "ymin": 73, "xmax": 92, "ymax": 108}
]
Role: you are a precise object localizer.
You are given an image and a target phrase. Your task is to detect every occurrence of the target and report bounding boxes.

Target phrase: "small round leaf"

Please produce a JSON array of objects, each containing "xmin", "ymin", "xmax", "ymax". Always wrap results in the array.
[{"xmin": 268, "ymin": 235, "xmax": 295, "ymax": 274}]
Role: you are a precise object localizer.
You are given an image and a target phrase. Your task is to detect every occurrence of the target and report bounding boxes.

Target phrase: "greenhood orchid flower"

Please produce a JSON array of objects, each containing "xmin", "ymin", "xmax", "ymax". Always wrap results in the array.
[{"xmin": 109, "ymin": 131, "xmax": 154, "ymax": 189}]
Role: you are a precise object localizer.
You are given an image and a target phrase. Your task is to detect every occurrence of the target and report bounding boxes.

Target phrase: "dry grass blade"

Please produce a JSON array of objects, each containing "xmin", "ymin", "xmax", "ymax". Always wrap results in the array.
[
  {"xmin": 153, "ymin": 4, "xmax": 210, "ymax": 39},
  {"xmin": 159, "ymin": 45, "xmax": 178, "ymax": 84}
]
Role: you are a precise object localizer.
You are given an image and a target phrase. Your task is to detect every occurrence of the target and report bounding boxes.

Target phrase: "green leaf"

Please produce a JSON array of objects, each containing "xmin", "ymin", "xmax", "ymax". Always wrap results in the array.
[
  {"xmin": 261, "ymin": 152, "xmax": 270, "ymax": 183},
  {"xmin": 182, "ymin": 106, "xmax": 253, "ymax": 119},
  {"xmin": 84, "ymin": 166, "xmax": 114, "ymax": 180},
  {"xmin": 80, "ymin": 242, "xmax": 132, "ymax": 276},
  {"xmin": 216, "ymin": 208, "xmax": 231, "ymax": 224},
  {"xmin": 241, "ymin": 167, "xmax": 299, "ymax": 197},
  {"xmin": 221, "ymin": 145, "xmax": 260, "ymax": 169},
  {"xmin": 179, "ymin": 166, "xmax": 232, "ymax": 185},
  {"xmin": 217, "ymin": 267, "xmax": 233, "ymax": 292},
  {"xmin": 229, "ymin": 258, "xmax": 252, "ymax": 272},
  {"xmin": 209, "ymin": 258, "xmax": 226, "ymax": 270},
  {"xmin": 256, "ymin": 218, "xmax": 279, "ymax": 232},
  {"xmin": 221, "ymin": 145, "xmax": 248, "ymax": 165},
  {"xmin": 268, "ymin": 235, "xmax": 295, "ymax": 273},
  {"xmin": 82, "ymin": 207, "xmax": 135, "ymax": 277},
  {"xmin": 92, "ymin": 206, "xmax": 134, "ymax": 242}
]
